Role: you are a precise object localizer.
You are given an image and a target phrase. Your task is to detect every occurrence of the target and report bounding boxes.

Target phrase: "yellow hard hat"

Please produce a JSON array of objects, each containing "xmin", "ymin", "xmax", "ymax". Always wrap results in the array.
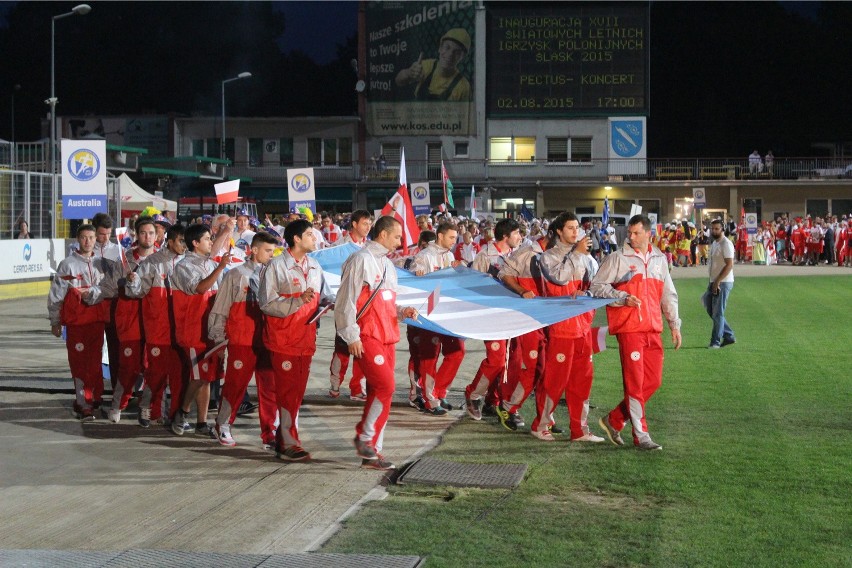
[{"xmin": 440, "ymin": 28, "xmax": 471, "ymax": 52}]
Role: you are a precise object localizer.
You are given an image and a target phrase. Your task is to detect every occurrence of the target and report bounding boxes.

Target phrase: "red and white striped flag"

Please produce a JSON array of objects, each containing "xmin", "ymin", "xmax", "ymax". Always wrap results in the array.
[
  {"xmin": 380, "ymin": 148, "xmax": 420, "ymax": 254},
  {"xmin": 591, "ymin": 326, "xmax": 608, "ymax": 354},
  {"xmin": 427, "ymin": 284, "xmax": 441, "ymax": 316},
  {"xmin": 214, "ymin": 180, "xmax": 240, "ymax": 205}
]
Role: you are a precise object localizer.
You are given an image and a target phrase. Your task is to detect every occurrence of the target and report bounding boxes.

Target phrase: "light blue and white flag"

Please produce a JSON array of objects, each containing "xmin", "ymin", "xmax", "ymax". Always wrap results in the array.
[{"xmin": 311, "ymin": 244, "xmax": 615, "ymax": 341}]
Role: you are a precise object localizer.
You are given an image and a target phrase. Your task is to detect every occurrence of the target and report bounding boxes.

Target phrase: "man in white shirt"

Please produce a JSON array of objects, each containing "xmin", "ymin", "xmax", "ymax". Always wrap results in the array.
[{"xmin": 706, "ymin": 219, "xmax": 736, "ymax": 349}]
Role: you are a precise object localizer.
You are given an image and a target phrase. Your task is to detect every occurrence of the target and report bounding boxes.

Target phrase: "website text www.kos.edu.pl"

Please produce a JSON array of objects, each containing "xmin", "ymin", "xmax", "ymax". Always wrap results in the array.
[{"xmin": 380, "ymin": 120, "xmax": 462, "ymax": 132}]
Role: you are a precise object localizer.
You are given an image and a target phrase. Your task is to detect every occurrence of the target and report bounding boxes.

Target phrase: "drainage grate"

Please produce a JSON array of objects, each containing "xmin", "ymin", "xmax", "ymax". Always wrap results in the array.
[
  {"xmin": 397, "ymin": 458, "xmax": 528, "ymax": 489},
  {"xmin": 0, "ymin": 550, "xmax": 423, "ymax": 568}
]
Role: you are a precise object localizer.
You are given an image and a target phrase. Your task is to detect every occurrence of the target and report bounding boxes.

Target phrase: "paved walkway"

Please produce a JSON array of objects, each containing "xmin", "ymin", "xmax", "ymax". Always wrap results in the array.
[{"xmin": 0, "ymin": 263, "xmax": 847, "ymax": 563}]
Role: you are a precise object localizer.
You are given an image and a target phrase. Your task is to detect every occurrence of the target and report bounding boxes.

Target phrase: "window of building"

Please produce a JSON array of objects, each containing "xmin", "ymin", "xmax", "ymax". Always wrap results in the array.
[
  {"xmin": 279, "ymin": 137, "xmax": 294, "ymax": 166},
  {"xmin": 547, "ymin": 137, "xmax": 593, "ymax": 163},
  {"xmin": 308, "ymin": 137, "xmax": 352, "ymax": 166},
  {"xmin": 571, "ymin": 137, "xmax": 592, "ymax": 162},
  {"xmin": 454, "ymin": 142, "xmax": 469, "ymax": 157},
  {"xmin": 191, "ymin": 139, "xmax": 205, "ymax": 156},
  {"xmin": 490, "ymin": 136, "xmax": 536, "ymax": 162},
  {"xmin": 248, "ymin": 138, "xmax": 263, "ymax": 167},
  {"xmin": 206, "ymin": 138, "xmax": 221, "ymax": 160},
  {"xmin": 381, "ymin": 142, "xmax": 401, "ymax": 164}
]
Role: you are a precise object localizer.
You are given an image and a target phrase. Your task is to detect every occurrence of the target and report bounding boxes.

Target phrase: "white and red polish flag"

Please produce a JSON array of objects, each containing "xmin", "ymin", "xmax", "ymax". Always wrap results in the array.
[
  {"xmin": 214, "ymin": 180, "xmax": 240, "ymax": 205},
  {"xmin": 591, "ymin": 326, "xmax": 608, "ymax": 354},
  {"xmin": 380, "ymin": 148, "xmax": 420, "ymax": 254},
  {"xmin": 427, "ymin": 284, "xmax": 441, "ymax": 316}
]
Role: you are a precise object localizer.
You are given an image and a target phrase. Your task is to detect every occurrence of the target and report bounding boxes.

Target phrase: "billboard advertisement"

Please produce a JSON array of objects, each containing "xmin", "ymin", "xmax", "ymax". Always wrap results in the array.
[
  {"xmin": 365, "ymin": 1, "xmax": 476, "ymax": 136},
  {"xmin": 60, "ymin": 139, "xmax": 108, "ymax": 219},
  {"xmin": 487, "ymin": 3, "xmax": 648, "ymax": 117}
]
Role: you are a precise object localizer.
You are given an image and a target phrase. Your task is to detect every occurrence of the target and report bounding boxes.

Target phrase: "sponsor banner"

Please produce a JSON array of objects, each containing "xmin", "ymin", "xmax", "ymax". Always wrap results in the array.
[
  {"xmin": 745, "ymin": 212, "xmax": 758, "ymax": 234},
  {"xmin": 0, "ymin": 239, "xmax": 66, "ymax": 281},
  {"xmin": 365, "ymin": 1, "xmax": 476, "ymax": 135},
  {"xmin": 410, "ymin": 181, "xmax": 431, "ymax": 215},
  {"xmin": 287, "ymin": 168, "xmax": 316, "ymax": 214},
  {"xmin": 61, "ymin": 139, "xmax": 107, "ymax": 219},
  {"xmin": 608, "ymin": 116, "xmax": 646, "ymax": 175},
  {"xmin": 693, "ymin": 187, "xmax": 706, "ymax": 208}
]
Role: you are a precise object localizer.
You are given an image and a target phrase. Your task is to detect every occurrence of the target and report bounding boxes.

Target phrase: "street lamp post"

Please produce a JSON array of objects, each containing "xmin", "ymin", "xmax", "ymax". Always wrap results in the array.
[
  {"xmin": 49, "ymin": 3, "xmax": 91, "ymax": 234},
  {"xmin": 220, "ymin": 72, "xmax": 252, "ymax": 161},
  {"xmin": 11, "ymin": 84, "xmax": 21, "ymax": 167}
]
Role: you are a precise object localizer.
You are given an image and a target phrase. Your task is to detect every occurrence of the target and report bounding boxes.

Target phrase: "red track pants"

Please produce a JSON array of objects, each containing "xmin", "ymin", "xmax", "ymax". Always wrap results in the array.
[{"xmin": 606, "ymin": 332, "xmax": 664, "ymax": 446}]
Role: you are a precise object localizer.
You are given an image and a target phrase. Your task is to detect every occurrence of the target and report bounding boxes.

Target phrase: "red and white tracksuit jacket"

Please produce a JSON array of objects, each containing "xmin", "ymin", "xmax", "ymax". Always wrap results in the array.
[
  {"xmin": 497, "ymin": 239, "xmax": 547, "ymax": 415},
  {"xmin": 531, "ymin": 243, "xmax": 597, "ymax": 439},
  {"xmin": 125, "ymin": 247, "xmax": 184, "ymax": 420},
  {"xmin": 409, "ymin": 243, "xmax": 465, "ymax": 409},
  {"xmin": 102, "ymin": 249, "xmax": 154, "ymax": 413},
  {"xmin": 329, "ymin": 235, "xmax": 368, "ymax": 395},
  {"xmin": 323, "ymin": 223, "xmax": 343, "ymax": 244},
  {"xmin": 208, "ymin": 260, "xmax": 277, "ymax": 445},
  {"xmin": 170, "ymin": 252, "xmax": 223, "ymax": 382},
  {"xmin": 465, "ymin": 241, "xmax": 515, "ymax": 404},
  {"xmin": 590, "ymin": 242, "xmax": 681, "ymax": 445},
  {"xmin": 335, "ymin": 241, "xmax": 407, "ymax": 455},
  {"xmin": 259, "ymin": 251, "xmax": 333, "ymax": 450},
  {"xmin": 48, "ymin": 251, "xmax": 111, "ymax": 412}
]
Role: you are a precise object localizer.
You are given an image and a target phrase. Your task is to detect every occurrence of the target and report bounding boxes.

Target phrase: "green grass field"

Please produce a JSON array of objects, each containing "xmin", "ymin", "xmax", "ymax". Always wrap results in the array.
[{"xmin": 323, "ymin": 276, "xmax": 852, "ymax": 567}]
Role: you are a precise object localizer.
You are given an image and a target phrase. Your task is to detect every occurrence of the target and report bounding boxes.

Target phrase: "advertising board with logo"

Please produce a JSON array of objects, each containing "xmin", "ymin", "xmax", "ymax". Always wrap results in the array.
[
  {"xmin": 607, "ymin": 116, "xmax": 646, "ymax": 175},
  {"xmin": 286, "ymin": 168, "xmax": 316, "ymax": 214},
  {"xmin": 365, "ymin": 0, "xmax": 476, "ymax": 136},
  {"xmin": 0, "ymin": 239, "xmax": 66, "ymax": 281},
  {"xmin": 410, "ymin": 181, "xmax": 431, "ymax": 215},
  {"xmin": 61, "ymin": 139, "xmax": 107, "ymax": 219}
]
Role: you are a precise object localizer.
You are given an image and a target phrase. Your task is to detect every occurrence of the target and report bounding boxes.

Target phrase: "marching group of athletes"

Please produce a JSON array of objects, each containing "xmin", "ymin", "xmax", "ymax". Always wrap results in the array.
[{"xmin": 49, "ymin": 208, "xmax": 681, "ymax": 471}]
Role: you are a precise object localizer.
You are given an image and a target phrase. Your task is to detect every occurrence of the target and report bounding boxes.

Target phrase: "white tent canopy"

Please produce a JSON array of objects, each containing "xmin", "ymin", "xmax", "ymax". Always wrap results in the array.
[{"xmin": 116, "ymin": 173, "xmax": 177, "ymax": 213}]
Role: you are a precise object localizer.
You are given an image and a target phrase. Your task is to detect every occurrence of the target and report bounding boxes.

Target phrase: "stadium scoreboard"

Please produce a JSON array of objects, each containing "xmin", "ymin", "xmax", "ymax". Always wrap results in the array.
[{"xmin": 487, "ymin": 3, "xmax": 649, "ymax": 116}]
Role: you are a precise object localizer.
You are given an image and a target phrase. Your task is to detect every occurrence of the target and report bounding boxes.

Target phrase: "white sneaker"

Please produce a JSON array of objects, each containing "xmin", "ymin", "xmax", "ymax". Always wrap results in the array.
[
  {"xmin": 108, "ymin": 408, "xmax": 121, "ymax": 423},
  {"xmin": 573, "ymin": 432, "xmax": 605, "ymax": 443},
  {"xmin": 531, "ymin": 429, "xmax": 555, "ymax": 442},
  {"xmin": 216, "ymin": 423, "xmax": 236, "ymax": 447}
]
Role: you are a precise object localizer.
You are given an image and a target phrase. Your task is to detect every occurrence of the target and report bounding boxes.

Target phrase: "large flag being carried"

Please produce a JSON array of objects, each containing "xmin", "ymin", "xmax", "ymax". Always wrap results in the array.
[
  {"xmin": 381, "ymin": 148, "xmax": 420, "ymax": 254},
  {"xmin": 311, "ymin": 244, "xmax": 615, "ymax": 341},
  {"xmin": 441, "ymin": 160, "xmax": 455, "ymax": 209}
]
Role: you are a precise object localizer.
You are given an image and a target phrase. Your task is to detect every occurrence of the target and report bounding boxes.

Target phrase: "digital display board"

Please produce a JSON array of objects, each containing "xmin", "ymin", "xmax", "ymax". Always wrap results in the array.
[{"xmin": 487, "ymin": 3, "xmax": 648, "ymax": 116}]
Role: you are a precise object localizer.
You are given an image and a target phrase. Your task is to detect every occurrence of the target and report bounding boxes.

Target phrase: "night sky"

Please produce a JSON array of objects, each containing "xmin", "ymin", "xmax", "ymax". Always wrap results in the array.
[{"xmin": 0, "ymin": 1, "xmax": 849, "ymax": 158}]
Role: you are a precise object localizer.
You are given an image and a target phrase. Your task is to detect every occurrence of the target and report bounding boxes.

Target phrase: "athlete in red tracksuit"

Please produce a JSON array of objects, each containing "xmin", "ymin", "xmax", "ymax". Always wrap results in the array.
[
  {"xmin": 103, "ymin": 218, "xmax": 158, "ymax": 423},
  {"xmin": 125, "ymin": 225, "xmax": 186, "ymax": 427},
  {"xmin": 328, "ymin": 210, "xmax": 373, "ymax": 400},
  {"xmin": 591, "ymin": 215, "xmax": 682, "ymax": 451},
  {"xmin": 209, "ymin": 232, "xmax": 280, "ymax": 447},
  {"xmin": 409, "ymin": 223, "xmax": 466, "ymax": 415},
  {"xmin": 496, "ymin": 236, "xmax": 548, "ymax": 431},
  {"xmin": 336, "ymin": 217, "xmax": 417, "ymax": 471},
  {"xmin": 169, "ymin": 224, "xmax": 231, "ymax": 437},
  {"xmin": 258, "ymin": 221, "xmax": 334, "ymax": 460},
  {"xmin": 464, "ymin": 218, "xmax": 522, "ymax": 420},
  {"xmin": 48, "ymin": 224, "xmax": 111, "ymax": 421},
  {"xmin": 531, "ymin": 215, "xmax": 605, "ymax": 443}
]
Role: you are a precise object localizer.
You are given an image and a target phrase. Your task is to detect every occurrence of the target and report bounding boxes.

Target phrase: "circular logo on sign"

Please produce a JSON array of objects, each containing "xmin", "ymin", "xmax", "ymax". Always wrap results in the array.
[
  {"xmin": 556, "ymin": 353, "xmax": 566, "ymax": 363},
  {"xmin": 695, "ymin": 189, "xmax": 705, "ymax": 200},
  {"xmin": 150, "ymin": 347, "xmax": 161, "ymax": 357},
  {"xmin": 413, "ymin": 185, "xmax": 428, "ymax": 200},
  {"xmin": 529, "ymin": 350, "xmax": 538, "ymax": 360},
  {"xmin": 23, "ymin": 244, "xmax": 32, "ymax": 261},
  {"xmin": 374, "ymin": 354, "xmax": 385, "ymax": 365},
  {"xmin": 67, "ymin": 149, "xmax": 101, "ymax": 181},
  {"xmin": 490, "ymin": 342, "xmax": 501, "ymax": 351},
  {"xmin": 746, "ymin": 214, "xmax": 757, "ymax": 225},
  {"xmin": 290, "ymin": 173, "xmax": 311, "ymax": 193},
  {"xmin": 233, "ymin": 360, "xmax": 243, "ymax": 370},
  {"xmin": 282, "ymin": 360, "xmax": 292, "ymax": 371},
  {"xmin": 123, "ymin": 347, "xmax": 133, "ymax": 357},
  {"xmin": 75, "ymin": 342, "xmax": 85, "ymax": 352},
  {"xmin": 630, "ymin": 351, "xmax": 641, "ymax": 361},
  {"xmin": 431, "ymin": 336, "xmax": 440, "ymax": 345}
]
